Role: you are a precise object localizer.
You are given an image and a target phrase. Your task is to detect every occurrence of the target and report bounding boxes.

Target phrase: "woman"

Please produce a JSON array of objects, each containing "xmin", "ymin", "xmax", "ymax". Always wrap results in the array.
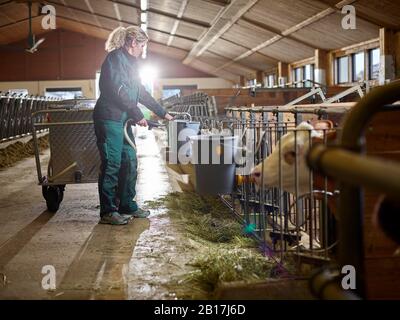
[{"xmin": 94, "ymin": 26, "xmax": 173, "ymax": 225}]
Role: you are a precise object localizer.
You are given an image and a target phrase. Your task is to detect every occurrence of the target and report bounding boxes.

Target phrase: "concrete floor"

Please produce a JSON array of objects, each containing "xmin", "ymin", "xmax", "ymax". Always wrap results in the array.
[{"xmin": 0, "ymin": 128, "xmax": 194, "ymax": 300}]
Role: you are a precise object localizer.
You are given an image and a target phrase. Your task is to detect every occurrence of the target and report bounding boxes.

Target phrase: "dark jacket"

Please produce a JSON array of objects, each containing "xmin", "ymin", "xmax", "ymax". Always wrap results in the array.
[{"xmin": 93, "ymin": 47, "xmax": 166, "ymax": 122}]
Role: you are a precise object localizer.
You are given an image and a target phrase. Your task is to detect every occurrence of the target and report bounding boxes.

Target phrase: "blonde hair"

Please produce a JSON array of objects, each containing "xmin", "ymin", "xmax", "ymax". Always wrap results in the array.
[{"xmin": 105, "ymin": 26, "xmax": 149, "ymax": 52}]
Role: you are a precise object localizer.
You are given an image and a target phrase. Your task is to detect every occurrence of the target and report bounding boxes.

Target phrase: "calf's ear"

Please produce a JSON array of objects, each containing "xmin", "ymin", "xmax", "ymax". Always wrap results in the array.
[{"xmin": 311, "ymin": 120, "xmax": 334, "ymax": 130}]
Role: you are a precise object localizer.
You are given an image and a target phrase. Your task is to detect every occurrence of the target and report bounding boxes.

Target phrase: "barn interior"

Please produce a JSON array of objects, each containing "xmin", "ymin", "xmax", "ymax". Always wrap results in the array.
[{"xmin": 0, "ymin": 0, "xmax": 400, "ymax": 301}]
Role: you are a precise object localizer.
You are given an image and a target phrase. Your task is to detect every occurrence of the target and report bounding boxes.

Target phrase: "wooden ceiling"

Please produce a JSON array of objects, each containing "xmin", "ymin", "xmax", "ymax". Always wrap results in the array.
[{"xmin": 0, "ymin": 0, "xmax": 398, "ymax": 83}]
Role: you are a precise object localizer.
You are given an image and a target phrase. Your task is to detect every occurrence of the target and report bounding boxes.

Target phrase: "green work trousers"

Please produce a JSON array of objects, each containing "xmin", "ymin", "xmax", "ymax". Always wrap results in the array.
[{"xmin": 94, "ymin": 114, "xmax": 138, "ymax": 216}]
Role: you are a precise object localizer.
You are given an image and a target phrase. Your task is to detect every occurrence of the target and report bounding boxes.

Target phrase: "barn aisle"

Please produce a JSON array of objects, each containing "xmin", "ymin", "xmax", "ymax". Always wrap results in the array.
[{"xmin": 0, "ymin": 129, "xmax": 191, "ymax": 299}]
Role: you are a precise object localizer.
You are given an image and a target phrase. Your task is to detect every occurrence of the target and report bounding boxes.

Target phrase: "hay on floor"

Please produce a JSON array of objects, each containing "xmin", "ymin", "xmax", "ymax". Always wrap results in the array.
[
  {"xmin": 0, "ymin": 135, "xmax": 49, "ymax": 169},
  {"xmin": 145, "ymin": 191, "xmax": 292, "ymax": 299}
]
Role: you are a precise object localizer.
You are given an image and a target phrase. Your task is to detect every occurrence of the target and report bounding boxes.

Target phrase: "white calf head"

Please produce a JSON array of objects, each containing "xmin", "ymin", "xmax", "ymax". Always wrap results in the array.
[{"xmin": 251, "ymin": 121, "xmax": 324, "ymax": 196}]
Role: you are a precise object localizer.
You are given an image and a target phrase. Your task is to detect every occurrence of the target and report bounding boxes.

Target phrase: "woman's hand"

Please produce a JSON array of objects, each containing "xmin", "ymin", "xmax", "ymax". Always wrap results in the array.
[
  {"xmin": 136, "ymin": 118, "xmax": 148, "ymax": 127},
  {"xmin": 165, "ymin": 113, "xmax": 174, "ymax": 121}
]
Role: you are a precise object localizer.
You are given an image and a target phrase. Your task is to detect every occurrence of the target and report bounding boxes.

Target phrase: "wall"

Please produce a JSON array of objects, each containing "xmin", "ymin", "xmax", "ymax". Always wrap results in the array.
[
  {"xmin": 153, "ymin": 77, "xmax": 233, "ymax": 100},
  {"xmin": 0, "ymin": 29, "xmax": 215, "ymax": 81},
  {"xmin": 0, "ymin": 29, "xmax": 233, "ymax": 98},
  {"xmin": 0, "ymin": 30, "xmax": 105, "ymax": 81},
  {"xmin": 0, "ymin": 77, "xmax": 233, "ymax": 100},
  {"xmin": 0, "ymin": 79, "xmax": 96, "ymax": 98}
]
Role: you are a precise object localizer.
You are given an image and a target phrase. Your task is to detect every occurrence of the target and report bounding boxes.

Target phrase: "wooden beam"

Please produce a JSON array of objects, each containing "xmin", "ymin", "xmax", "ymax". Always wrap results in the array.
[
  {"xmin": 182, "ymin": 0, "xmax": 259, "ymax": 65},
  {"xmin": 84, "ymin": 0, "xmax": 102, "ymax": 28},
  {"xmin": 239, "ymin": 75, "xmax": 246, "ymax": 87},
  {"xmin": 315, "ymin": 49, "xmax": 328, "ymax": 85},
  {"xmin": 212, "ymin": 0, "xmax": 357, "ymax": 73},
  {"xmin": 56, "ymin": 14, "xmax": 198, "ymax": 43},
  {"xmin": 57, "ymin": 15, "xmax": 194, "ymax": 57},
  {"xmin": 167, "ymin": 0, "xmax": 188, "ymax": 47},
  {"xmin": 380, "ymin": 28, "xmax": 397, "ymax": 84},
  {"xmin": 46, "ymin": 0, "xmax": 209, "ymax": 29},
  {"xmin": 201, "ymin": 0, "xmax": 231, "ymax": 6},
  {"xmin": 108, "ymin": 0, "xmax": 210, "ymax": 28},
  {"xmin": 58, "ymin": 0, "xmax": 87, "ymax": 34},
  {"xmin": 395, "ymin": 31, "xmax": 400, "ymax": 79},
  {"xmin": 240, "ymin": 16, "xmax": 322, "ymax": 51},
  {"xmin": 290, "ymin": 57, "xmax": 315, "ymax": 69},
  {"xmin": 256, "ymin": 70, "xmax": 264, "ymax": 86},
  {"xmin": 331, "ymin": 38, "xmax": 380, "ymax": 56},
  {"xmin": 277, "ymin": 61, "xmax": 289, "ymax": 86},
  {"xmin": 112, "ymin": 1, "xmax": 123, "ymax": 27}
]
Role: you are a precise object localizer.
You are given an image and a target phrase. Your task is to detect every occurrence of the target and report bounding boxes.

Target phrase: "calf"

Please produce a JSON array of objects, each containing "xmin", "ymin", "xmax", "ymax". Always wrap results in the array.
[{"xmin": 251, "ymin": 120, "xmax": 336, "ymax": 196}]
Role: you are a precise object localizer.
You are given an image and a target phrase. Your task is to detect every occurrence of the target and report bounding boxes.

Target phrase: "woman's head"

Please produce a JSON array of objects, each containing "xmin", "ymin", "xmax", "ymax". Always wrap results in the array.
[{"xmin": 105, "ymin": 26, "xmax": 149, "ymax": 57}]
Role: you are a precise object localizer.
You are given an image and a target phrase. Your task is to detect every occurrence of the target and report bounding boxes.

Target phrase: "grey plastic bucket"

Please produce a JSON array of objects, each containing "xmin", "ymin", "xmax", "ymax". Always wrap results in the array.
[
  {"xmin": 168, "ymin": 120, "xmax": 200, "ymax": 164},
  {"xmin": 189, "ymin": 134, "xmax": 239, "ymax": 195}
]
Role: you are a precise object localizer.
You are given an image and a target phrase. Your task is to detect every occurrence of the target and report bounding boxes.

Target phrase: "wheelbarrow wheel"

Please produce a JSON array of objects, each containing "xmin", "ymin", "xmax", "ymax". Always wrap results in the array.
[{"xmin": 42, "ymin": 185, "xmax": 65, "ymax": 212}]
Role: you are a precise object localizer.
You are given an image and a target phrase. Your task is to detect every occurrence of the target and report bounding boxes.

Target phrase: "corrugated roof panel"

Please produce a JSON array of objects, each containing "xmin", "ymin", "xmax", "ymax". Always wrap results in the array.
[
  {"xmin": 83, "ymin": 0, "xmax": 117, "ymax": 18},
  {"xmin": 291, "ymin": 12, "xmax": 379, "ymax": 51},
  {"xmin": 199, "ymin": 51, "xmax": 231, "ymax": 68},
  {"xmin": 244, "ymin": 0, "xmax": 329, "ymax": 32},
  {"xmin": 54, "ymin": 4, "xmax": 100, "ymax": 27},
  {"xmin": 183, "ymin": 0, "xmax": 223, "ymax": 25},
  {"xmin": 240, "ymin": 52, "xmax": 277, "ymax": 70},
  {"xmin": 258, "ymin": 38, "xmax": 314, "ymax": 63},
  {"xmin": 107, "ymin": 1, "xmax": 139, "ymax": 24},
  {"xmin": 207, "ymin": 38, "xmax": 248, "ymax": 60},
  {"xmin": 190, "ymin": 58, "xmax": 239, "ymax": 82},
  {"xmin": 149, "ymin": 0, "xmax": 181, "ymax": 16},
  {"xmin": 170, "ymin": 37, "xmax": 194, "ymax": 51},
  {"xmin": 148, "ymin": 41, "xmax": 187, "ymax": 60},
  {"xmin": 147, "ymin": 29, "xmax": 170, "ymax": 44},
  {"xmin": 0, "ymin": 2, "xmax": 27, "ymax": 24},
  {"xmin": 148, "ymin": 12, "xmax": 175, "ymax": 34},
  {"xmin": 175, "ymin": 22, "xmax": 205, "ymax": 40},
  {"xmin": 355, "ymin": 0, "xmax": 400, "ymax": 28},
  {"xmin": 222, "ymin": 20, "xmax": 276, "ymax": 49},
  {"xmin": 63, "ymin": 0, "xmax": 90, "ymax": 12},
  {"xmin": 199, "ymin": 51, "xmax": 256, "ymax": 78},
  {"xmin": 57, "ymin": 18, "xmax": 110, "ymax": 40}
]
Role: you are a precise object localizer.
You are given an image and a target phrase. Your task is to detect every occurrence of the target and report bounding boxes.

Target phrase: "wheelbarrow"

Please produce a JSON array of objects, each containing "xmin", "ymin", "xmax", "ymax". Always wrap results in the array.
[{"xmin": 31, "ymin": 99, "xmax": 163, "ymax": 212}]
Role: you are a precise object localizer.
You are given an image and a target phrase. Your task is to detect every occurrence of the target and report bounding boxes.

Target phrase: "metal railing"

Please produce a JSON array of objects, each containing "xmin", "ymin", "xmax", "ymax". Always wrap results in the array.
[
  {"xmin": 0, "ymin": 93, "xmax": 59, "ymax": 142},
  {"xmin": 165, "ymin": 90, "xmax": 353, "ymax": 267},
  {"xmin": 307, "ymin": 81, "xmax": 400, "ymax": 299},
  {"xmin": 220, "ymin": 105, "xmax": 350, "ymax": 265},
  {"xmin": 163, "ymin": 92, "xmax": 217, "ymax": 119}
]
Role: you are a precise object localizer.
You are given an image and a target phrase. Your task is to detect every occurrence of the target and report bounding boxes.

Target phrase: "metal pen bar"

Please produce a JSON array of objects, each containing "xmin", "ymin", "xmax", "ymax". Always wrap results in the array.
[
  {"xmin": 34, "ymin": 121, "xmax": 94, "ymax": 127},
  {"xmin": 308, "ymin": 81, "xmax": 400, "ymax": 299},
  {"xmin": 308, "ymin": 145, "xmax": 400, "ymax": 199},
  {"xmin": 322, "ymin": 82, "xmax": 365, "ymax": 104}
]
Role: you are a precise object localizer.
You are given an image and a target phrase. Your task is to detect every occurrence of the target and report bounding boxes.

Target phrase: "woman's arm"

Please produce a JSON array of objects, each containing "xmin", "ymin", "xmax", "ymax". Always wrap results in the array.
[{"xmin": 138, "ymin": 84, "xmax": 167, "ymax": 119}]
